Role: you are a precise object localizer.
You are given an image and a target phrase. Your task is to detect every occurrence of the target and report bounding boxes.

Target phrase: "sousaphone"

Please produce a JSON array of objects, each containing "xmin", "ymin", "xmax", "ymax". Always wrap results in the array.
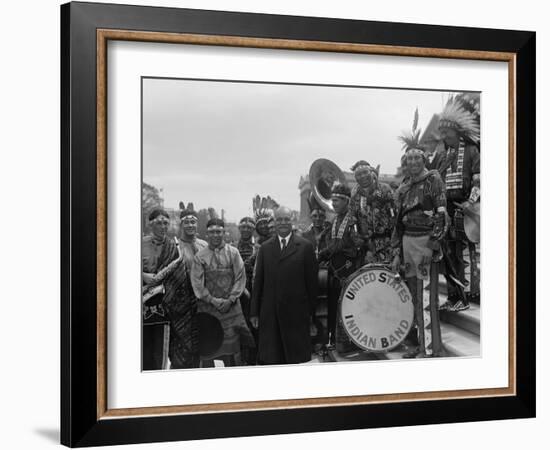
[{"xmin": 309, "ymin": 158, "xmax": 347, "ymax": 213}]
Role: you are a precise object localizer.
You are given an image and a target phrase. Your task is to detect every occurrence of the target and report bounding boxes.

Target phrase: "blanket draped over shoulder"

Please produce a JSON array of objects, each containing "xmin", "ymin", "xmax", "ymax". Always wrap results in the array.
[{"xmin": 151, "ymin": 238, "xmax": 199, "ymax": 368}]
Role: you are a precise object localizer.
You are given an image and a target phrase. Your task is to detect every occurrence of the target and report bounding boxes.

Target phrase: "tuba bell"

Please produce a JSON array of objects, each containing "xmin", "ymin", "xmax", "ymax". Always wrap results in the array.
[{"xmin": 309, "ymin": 158, "xmax": 347, "ymax": 213}]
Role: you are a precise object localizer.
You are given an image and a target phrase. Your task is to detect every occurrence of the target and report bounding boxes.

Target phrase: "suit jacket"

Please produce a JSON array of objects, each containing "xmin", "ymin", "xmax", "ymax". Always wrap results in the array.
[{"xmin": 251, "ymin": 234, "xmax": 318, "ymax": 364}]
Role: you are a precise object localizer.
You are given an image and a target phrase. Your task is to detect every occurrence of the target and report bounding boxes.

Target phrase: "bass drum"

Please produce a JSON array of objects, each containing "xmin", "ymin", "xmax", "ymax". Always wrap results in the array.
[{"xmin": 339, "ymin": 265, "xmax": 414, "ymax": 352}]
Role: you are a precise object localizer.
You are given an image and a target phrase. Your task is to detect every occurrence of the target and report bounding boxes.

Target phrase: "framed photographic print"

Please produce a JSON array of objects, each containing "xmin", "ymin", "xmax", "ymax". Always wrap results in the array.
[{"xmin": 61, "ymin": 1, "xmax": 535, "ymax": 447}]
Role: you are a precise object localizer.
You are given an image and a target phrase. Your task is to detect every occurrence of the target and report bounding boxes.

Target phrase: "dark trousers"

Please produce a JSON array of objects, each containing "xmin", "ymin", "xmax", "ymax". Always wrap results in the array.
[
  {"xmin": 142, "ymin": 323, "xmax": 169, "ymax": 370},
  {"xmin": 327, "ymin": 275, "xmax": 356, "ymax": 353},
  {"xmin": 327, "ymin": 276, "xmax": 340, "ymax": 341},
  {"xmin": 445, "ymin": 238, "xmax": 468, "ymax": 303},
  {"xmin": 446, "ymin": 203, "xmax": 468, "ymax": 304},
  {"xmin": 239, "ymin": 293, "xmax": 258, "ymax": 365}
]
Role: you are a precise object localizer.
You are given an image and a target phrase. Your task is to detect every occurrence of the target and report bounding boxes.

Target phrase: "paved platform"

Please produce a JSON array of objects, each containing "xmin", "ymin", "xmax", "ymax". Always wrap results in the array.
[{"xmin": 319, "ymin": 295, "xmax": 480, "ymax": 363}]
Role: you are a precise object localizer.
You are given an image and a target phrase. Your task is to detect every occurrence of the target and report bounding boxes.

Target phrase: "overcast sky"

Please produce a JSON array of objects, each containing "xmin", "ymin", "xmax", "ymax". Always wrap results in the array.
[{"xmin": 143, "ymin": 78, "xmax": 457, "ymax": 222}]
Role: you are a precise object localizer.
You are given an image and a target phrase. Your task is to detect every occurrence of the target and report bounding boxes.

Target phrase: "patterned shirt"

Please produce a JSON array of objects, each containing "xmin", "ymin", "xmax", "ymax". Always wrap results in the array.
[
  {"xmin": 349, "ymin": 182, "xmax": 396, "ymax": 239},
  {"xmin": 190, "ymin": 244, "xmax": 246, "ymax": 303},
  {"xmin": 392, "ymin": 169, "xmax": 447, "ymax": 244},
  {"xmin": 349, "ymin": 182, "xmax": 396, "ymax": 262}
]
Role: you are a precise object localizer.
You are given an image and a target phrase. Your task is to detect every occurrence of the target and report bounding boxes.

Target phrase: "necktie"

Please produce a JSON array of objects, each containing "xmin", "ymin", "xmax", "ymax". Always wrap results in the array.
[{"xmin": 281, "ymin": 238, "xmax": 286, "ymax": 251}]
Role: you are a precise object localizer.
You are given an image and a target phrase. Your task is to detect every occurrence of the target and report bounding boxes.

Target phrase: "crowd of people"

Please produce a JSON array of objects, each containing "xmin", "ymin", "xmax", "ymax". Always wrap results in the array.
[{"xmin": 142, "ymin": 96, "xmax": 480, "ymax": 369}]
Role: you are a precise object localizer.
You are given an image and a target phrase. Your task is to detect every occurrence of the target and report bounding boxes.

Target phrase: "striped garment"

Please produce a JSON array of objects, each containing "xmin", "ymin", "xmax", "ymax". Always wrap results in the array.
[
  {"xmin": 445, "ymin": 141, "xmax": 465, "ymax": 191},
  {"xmin": 143, "ymin": 236, "xmax": 199, "ymax": 369},
  {"xmin": 331, "ymin": 213, "xmax": 352, "ymax": 240}
]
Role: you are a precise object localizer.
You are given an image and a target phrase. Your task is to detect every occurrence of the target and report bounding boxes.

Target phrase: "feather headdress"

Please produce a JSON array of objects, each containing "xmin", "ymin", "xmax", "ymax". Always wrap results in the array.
[
  {"xmin": 252, "ymin": 195, "xmax": 279, "ymax": 224},
  {"xmin": 398, "ymin": 107, "xmax": 424, "ymax": 151},
  {"xmin": 439, "ymin": 96, "xmax": 480, "ymax": 144},
  {"xmin": 454, "ymin": 93, "xmax": 480, "ymax": 121},
  {"xmin": 179, "ymin": 201, "xmax": 197, "ymax": 219},
  {"xmin": 331, "ymin": 182, "xmax": 351, "ymax": 199},
  {"xmin": 207, "ymin": 207, "xmax": 218, "ymax": 220}
]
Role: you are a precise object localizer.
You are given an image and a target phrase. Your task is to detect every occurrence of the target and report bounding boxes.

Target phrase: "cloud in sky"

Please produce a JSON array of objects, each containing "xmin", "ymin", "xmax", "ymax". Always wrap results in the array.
[{"xmin": 143, "ymin": 78, "xmax": 455, "ymax": 222}]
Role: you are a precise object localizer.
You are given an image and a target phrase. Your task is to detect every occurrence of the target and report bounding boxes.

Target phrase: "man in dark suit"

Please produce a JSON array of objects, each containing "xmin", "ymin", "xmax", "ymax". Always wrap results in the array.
[{"xmin": 250, "ymin": 206, "xmax": 318, "ymax": 365}]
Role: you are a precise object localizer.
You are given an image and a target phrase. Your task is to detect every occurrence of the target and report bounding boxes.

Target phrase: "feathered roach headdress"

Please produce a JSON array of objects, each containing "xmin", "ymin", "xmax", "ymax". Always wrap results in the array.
[
  {"xmin": 252, "ymin": 195, "xmax": 279, "ymax": 225},
  {"xmin": 438, "ymin": 96, "xmax": 480, "ymax": 144},
  {"xmin": 350, "ymin": 159, "xmax": 380, "ymax": 177},
  {"xmin": 179, "ymin": 201, "xmax": 197, "ymax": 220},
  {"xmin": 350, "ymin": 160, "xmax": 372, "ymax": 172},
  {"xmin": 398, "ymin": 107, "xmax": 424, "ymax": 152},
  {"xmin": 331, "ymin": 182, "xmax": 351, "ymax": 200},
  {"xmin": 207, "ymin": 207, "xmax": 218, "ymax": 220},
  {"xmin": 239, "ymin": 216, "xmax": 256, "ymax": 228}
]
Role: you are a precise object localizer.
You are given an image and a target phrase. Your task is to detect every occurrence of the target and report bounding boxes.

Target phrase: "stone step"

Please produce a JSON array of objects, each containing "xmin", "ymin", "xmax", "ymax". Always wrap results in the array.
[
  {"xmin": 324, "ymin": 320, "xmax": 480, "ymax": 363},
  {"xmin": 438, "ymin": 274, "xmax": 480, "ymax": 305},
  {"xmin": 315, "ymin": 293, "xmax": 480, "ymax": 336},
  {"xmin": 440, "ymin": 322, "xmax": 480, "ymax": 357},
  {"xmin": 439, "ymin": 302, "xmax": 480, "ymax": 336}
]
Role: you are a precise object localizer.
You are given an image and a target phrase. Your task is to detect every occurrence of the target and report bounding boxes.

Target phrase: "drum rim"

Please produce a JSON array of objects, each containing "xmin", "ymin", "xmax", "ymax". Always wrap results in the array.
[{"xmin": 338, "ymin": 263, "xmax": 414, "ymax": 353}]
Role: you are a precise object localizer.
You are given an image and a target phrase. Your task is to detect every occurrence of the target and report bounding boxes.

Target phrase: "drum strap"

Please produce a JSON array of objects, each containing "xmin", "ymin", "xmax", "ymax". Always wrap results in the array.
[{"xmin": 328, "ymin": 260, "xmax": 353, "ymax": 282}]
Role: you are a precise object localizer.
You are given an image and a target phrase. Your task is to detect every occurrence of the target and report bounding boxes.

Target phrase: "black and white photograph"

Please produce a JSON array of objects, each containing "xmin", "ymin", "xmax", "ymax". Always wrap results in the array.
[{"xmin": 141, "ymin": 78, "xmax": 481, "ymax": 370}]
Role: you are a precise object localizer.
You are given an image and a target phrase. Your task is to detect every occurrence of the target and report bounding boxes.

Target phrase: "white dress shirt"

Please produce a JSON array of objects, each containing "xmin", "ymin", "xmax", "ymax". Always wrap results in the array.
[{"xmin": 277, "ymin": 233, "xmax": 291, "ymax": 250}]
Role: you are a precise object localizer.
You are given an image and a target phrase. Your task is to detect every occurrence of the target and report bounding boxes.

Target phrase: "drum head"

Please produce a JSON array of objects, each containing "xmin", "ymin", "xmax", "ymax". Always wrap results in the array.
[
  {"xmin": 340, "ymin": 265, "xmax": 414, "ymax": 352},
  {"xmin": 463, "ymin": 201, "xmax": 480, "ymax": 244},
  {"xmin": 197, "ymin": 312, "xmax": 224, "ymax": 358}
]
